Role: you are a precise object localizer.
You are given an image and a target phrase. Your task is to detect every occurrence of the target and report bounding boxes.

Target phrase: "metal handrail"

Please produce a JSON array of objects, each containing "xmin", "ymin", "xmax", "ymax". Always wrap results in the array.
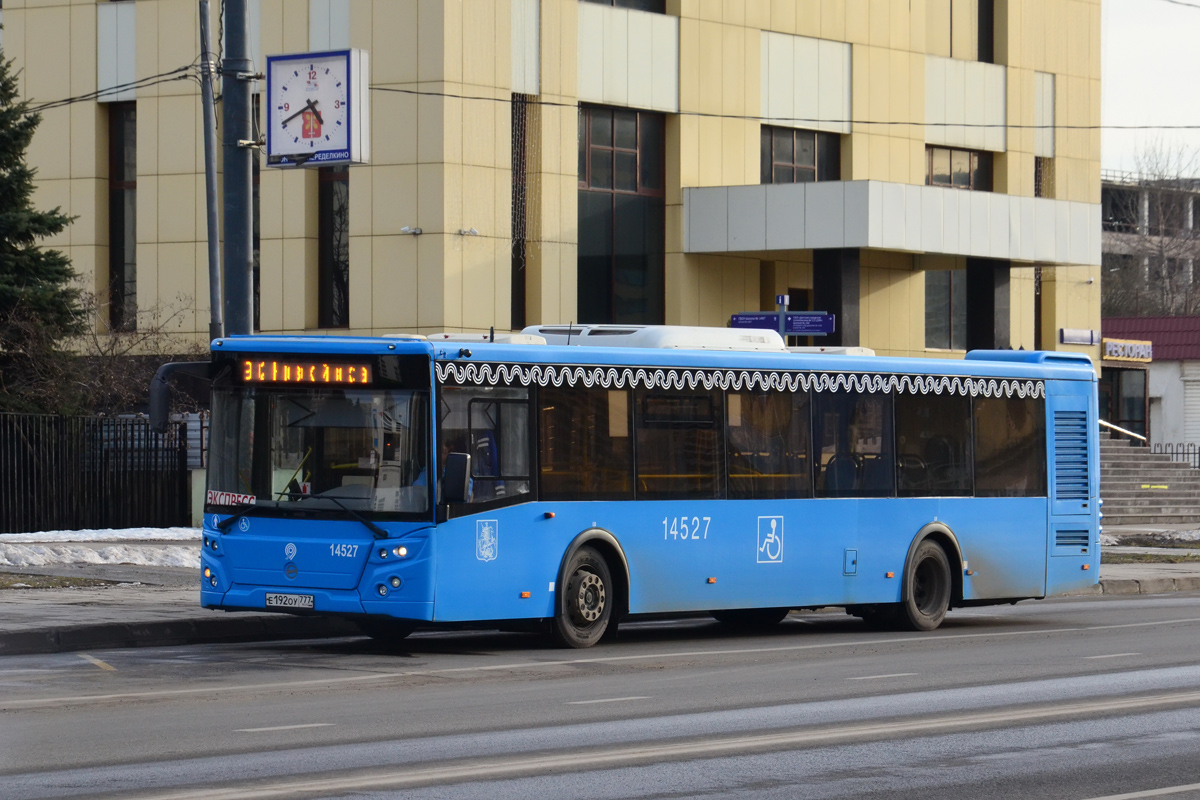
[{"xmin": 1099, "ymin": 419, "xmax": 1147, "ymax": 442}]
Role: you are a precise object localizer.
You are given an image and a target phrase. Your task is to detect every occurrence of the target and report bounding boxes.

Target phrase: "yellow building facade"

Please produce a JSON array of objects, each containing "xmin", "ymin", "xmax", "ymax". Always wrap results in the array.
[{"xmin": 4, "ymin": 0, "xmax": 1101, "ymax": 360}]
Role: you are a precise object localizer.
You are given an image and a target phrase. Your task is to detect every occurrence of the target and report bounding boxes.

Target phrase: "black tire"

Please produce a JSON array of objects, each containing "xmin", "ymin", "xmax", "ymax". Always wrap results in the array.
[
  {"xmin": 897, "ymin": 540, "xmax": 952, "ymax": 631},
  {"xmin": 552, "ymin": 546, "xmax": 613, "ymax": 648},
  {"xmin": 711, "ymin": 607, "xmax": 790, "ymax": 628},
  {"xmin": 356, "ymin": 617, "xmax": 417, "ymax": 642}
]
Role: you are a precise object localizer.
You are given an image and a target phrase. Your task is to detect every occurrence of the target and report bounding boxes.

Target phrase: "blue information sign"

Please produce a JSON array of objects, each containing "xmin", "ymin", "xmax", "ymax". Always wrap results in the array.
[
  {"xmin": 730, "ymin": 312, "xmax": 836, "ymax": 336},
  {"xmin": 785, "ymin": 313, "xmax": 836, "ymax": 335}
]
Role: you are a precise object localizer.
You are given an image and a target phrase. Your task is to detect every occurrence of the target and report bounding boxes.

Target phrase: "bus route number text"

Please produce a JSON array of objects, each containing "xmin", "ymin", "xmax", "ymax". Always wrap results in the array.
[{"xmin": 663, "ymin": 516, "xmax": 711, "ymax": 541}]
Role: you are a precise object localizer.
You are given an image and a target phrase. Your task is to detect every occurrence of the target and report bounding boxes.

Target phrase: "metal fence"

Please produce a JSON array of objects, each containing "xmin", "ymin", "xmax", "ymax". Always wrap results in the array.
[
  {"xmin": 0, "ymin": 414, "xmax": 191, "ymax": 534},
  {"xmin": 1152, "ymin": 442, "xmax": 1200, "ymax": 470}
]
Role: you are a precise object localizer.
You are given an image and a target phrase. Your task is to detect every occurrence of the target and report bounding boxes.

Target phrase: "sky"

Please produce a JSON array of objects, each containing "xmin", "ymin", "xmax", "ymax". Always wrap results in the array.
[{"xmin": 1101, "ymin": 0, "xmax": 1200, "ymax": 176}]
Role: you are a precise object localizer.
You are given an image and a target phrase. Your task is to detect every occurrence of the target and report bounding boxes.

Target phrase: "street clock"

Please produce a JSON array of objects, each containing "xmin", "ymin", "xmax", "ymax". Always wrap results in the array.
[{"xmin": 265, "ymin": 49, "xmax": 370, "ymax": 167}]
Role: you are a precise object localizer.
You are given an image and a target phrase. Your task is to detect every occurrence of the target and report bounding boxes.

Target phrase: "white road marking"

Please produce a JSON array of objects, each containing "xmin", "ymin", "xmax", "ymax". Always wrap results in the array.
[
  {"xmin": 78, "ymin": 654, "xmax": 116, "ymax": 672},
  {"xmin": 566, "ymin": 695, "xmax": 652, "ymax": 705},
  {"xmin": 7, "ymin": 615, "xmax": 1200, "ymax": 711},
  {"xmin": 1084, "ymin": 653, "xmax": 1142, "ymax": 660},
  {"xmin": 234, "ymin": 723, "xmax": 335, "ymax": 733},
  {"xmin": 1080, "ymin": 782, "xmax": 1200, "ymax": 799},
  {"xmin": 125, "ymin": 689, "xmax": 1200, "ymax": 800},
  {"xmin": 847, "ymin": 672, "xmax": 919, "ymax": 681}
]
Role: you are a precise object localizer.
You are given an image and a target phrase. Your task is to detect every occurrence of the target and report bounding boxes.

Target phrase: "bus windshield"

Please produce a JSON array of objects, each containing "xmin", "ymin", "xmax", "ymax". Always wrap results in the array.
[{"xmin": 208, "ymin": 386, "xmax": 432, "ymax": 517}]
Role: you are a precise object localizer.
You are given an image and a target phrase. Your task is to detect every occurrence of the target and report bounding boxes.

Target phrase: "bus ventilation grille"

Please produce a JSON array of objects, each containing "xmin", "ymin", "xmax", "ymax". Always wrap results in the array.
[
  {"xmin": 1054, "ymin": 411, "xmax": 1090, "ymax": 500},
  {"xmin": 1055, "ymin": 529, "xmax": 1090, "ymax": 549}
]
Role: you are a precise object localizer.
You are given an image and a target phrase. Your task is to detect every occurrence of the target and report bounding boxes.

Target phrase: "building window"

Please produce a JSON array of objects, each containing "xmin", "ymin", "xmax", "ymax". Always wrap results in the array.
[
  {"xmin": 512, "ymin": 93, "xmax": 532, "ymax": 331},
  {"xmin": 760, "ymin": 127, "xmax": 840, "ymax": 184},
  {"xmin": 108, "ymin": 102, "xmax": 137, "ymax": 331},
  {"xmin": 318, "ymin": 166, "xmax": 350, "ymax": 328},
  {"xmin": 925, "ymin": 269, "xmax": 967, "ymax": 350},
  {"xmin": 1102, "ymin": 186, "xmax": 1139, "ymax": 233},
  {"xmin": 977, "ymin": 0, "xmax": 995, "ymax": 63},
  {"xmin": 578, "ymin": 105, "xmax": 665, "ymax": 324},
  {"xmin": 1034, "ymin": 156, "xmax": 1054, "ymax": 199},
  {"xmin": 926, "ymin": 146, "xmax": 992, "ymax": 191},
  {"xmin": 580, "ymin": 0, "xmax": 666, "ymax": 11}
]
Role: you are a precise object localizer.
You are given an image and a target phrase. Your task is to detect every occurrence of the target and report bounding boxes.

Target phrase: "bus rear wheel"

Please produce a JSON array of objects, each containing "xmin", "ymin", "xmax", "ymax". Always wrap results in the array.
[
  {"xmin": 552, "ymin": 546, "xmax": 613, "ymax": 648},
  {"xmin": 711, "ymin": 608, "xmax": 790, "ymax": 628},
  {"xmin": 898, "ymin": 540, "xmax": 951, "ymax": 631}
]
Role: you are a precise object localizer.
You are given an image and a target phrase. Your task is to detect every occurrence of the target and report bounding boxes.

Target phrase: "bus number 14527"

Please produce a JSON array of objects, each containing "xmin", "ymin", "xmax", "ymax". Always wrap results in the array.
[{"xmin": 664, "ymin": 516, "xmax": 711, "ymax": 541}]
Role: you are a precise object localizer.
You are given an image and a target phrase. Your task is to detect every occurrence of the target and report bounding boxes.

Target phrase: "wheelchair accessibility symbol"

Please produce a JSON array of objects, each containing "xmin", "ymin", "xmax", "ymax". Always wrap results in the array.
[{"xmin": 757, "ymin": 516, "xmax": 784, "ymax": 564}]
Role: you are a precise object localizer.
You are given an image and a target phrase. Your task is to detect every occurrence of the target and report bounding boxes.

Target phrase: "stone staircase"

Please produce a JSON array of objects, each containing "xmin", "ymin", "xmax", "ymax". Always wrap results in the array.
[{"xmin": 1100, "ymin": 437, "xmax": 1200, "ymax": 526}]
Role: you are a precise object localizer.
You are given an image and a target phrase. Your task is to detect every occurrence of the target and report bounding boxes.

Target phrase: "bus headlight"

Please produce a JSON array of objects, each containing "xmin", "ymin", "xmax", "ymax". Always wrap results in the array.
[
  {"xmin": 390, "ymin": 576, "xmax": 401, "ymax": 588},
  {"xmin": 377, "ymin": 584, "xmax": 388, "ymax": 596},
  {"xmin": 392, "ymin": 546, "xmax": 408, "ymax": 558}
]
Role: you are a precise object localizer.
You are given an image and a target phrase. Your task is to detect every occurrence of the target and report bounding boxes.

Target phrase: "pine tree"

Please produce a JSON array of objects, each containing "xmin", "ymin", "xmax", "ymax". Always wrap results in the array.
[{"xmin": 0, "ymin": 53, "xmax": 82, "ymax": 412}]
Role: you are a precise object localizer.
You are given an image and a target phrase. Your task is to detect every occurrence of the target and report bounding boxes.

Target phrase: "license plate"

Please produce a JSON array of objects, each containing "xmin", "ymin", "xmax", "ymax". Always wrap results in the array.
[{"xmin": 265, "ymin": 593, "xmax": 314, "ymax": 609}]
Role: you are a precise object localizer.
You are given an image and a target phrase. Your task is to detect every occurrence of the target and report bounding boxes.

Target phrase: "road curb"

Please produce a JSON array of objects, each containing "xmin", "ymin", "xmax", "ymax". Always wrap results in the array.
[
  {"xmin": 1099, "ymin": 577, "xmax": 1200, "ymax": 595},
  {"xmin": 0, "ymin": 615, "xmax": 361, "ymax": 657}
]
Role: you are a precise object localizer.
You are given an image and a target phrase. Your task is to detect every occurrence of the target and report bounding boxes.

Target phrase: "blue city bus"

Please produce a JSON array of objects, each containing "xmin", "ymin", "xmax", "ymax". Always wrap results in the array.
[{"xmin": 152, "ymin": 325, "xmax": 1100, "ymax": 648}]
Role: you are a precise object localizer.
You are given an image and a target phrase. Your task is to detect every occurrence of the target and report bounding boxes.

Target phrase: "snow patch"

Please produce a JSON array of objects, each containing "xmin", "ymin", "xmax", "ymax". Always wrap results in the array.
[
  {"xmin": 0, "ymin": 527, "xmax": 201, "ymax": 544},
  {"xmin": 0, "ymin": 544, "xmax": 200, "ymax": 569}
]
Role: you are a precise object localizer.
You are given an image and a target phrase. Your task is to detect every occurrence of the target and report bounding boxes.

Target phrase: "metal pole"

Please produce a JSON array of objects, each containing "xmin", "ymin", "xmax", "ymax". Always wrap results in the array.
[
  {"xmin": 221, "ymin": 0, "xmax": 254, "ymax": 335},
  {"xmin": 199, "ymin": 0, "xmax": 224, "ymax": 341}
]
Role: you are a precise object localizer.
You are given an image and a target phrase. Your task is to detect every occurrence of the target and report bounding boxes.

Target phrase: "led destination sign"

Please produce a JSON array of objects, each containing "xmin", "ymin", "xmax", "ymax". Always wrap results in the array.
[{"xmin": 241, "ymin": 359, "xmax": 372, "ymax": 385}]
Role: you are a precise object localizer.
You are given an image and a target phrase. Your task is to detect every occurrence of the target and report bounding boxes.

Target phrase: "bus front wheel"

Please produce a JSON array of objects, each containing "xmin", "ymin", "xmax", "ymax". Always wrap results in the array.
[
  {"xmin": 898, "ymin": 539, "xmax": 951, "ymax": 631},
  {"xmin": 552, "ymin": 546, "xmax": 613, "ymax": 648}
]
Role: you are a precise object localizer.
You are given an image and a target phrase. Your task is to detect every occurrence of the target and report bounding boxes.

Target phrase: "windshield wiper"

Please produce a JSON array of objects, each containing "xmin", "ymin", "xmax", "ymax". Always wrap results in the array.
[
  {"xmin": 215, "ymin": 502, "xmax": 258, "ymax": 532},
  {"xmin": 317, "ymin": 494, "xmax": 389, "ymax": 539}
]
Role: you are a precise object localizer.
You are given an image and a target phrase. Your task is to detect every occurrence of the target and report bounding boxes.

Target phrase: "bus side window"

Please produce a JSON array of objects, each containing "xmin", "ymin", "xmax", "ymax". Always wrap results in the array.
[
  {"xmin": 726, "ymin": 389, "xmax": 811, "ymax": 499},
  {"xmin": 635, "ymin": 389, "xmax": 723, "ymax": 500},
  {"xmin": 974, "ymin": 395, "xmax": 1047, "ymax": 497},
  {"xmin": 813, "ymin": 390, "xmax": 895, "ymax": 498},
  {"xmin": 439, "ymin": 386, "xmax": 533, "ymax": 505},
  {"xmin": 895, "ymin": 393, "xmax": 972, "ymax": 497},
  {"xmin": 539, "ymin": 386, "xmax": 633, "ymax": 501}
]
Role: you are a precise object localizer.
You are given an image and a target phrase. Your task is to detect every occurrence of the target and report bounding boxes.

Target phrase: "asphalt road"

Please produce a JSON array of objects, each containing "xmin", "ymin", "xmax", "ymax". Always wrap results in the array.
[{"xmin": 3, "ymin": 595, "xmax": 1200, "ymax": 800}]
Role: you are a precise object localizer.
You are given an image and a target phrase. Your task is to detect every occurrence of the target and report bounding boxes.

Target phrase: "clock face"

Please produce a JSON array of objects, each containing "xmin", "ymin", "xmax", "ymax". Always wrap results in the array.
[{"xmin": 267, "ymin": 52, "xmax": 352, "ymax": 165}]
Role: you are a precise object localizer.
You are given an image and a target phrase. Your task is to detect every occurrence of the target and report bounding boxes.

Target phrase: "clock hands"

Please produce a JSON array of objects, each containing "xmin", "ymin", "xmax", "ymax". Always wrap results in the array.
[{"xmin": 280, "ymin": 98, "xmax": 324, "ymax": 127}]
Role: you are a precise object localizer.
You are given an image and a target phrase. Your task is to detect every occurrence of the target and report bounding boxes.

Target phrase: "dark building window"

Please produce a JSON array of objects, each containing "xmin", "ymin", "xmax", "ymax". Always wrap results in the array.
[
  {"xmin": 1034, "ymin": 156, "xmax": 1054, "ymax": 199},
  {"xmin": 925, "ymin": 269, "xmax": 967, "ymax": 350},
  {"xmin": 108, "ymin": 102, "xmax": 137, "ymax": 331},
  {"xmin": 1101, "ymin": 186, "xmax": 1139, "ymax": 232},
  {"xmin": 580, "ymin": 0, "xmax": 665, "ymax": 11},
  {"xmin": 760, "ymin": 127, "xmax": 840, "ymax": 183},
  {"xmin": 926, "ymin": 146, "xmax": 992, "ymax": 191},
  {"xmin": 318, "ymin": 166, "xmax": 350, "ymax": 328},
  {"xmin": 1148, "ymin": 191, "xmax": 1190, "ymax": 237},
  {"xmin": 977, "ymin": 0, "xmax": 995, "ymax": 63},
  {"xmin": 512, "ymin": 94, "xmax": 532, "ymax": 331},
  {"xmin": 578, "ymin": 105, "xmax": 665, "ymax": 324}
]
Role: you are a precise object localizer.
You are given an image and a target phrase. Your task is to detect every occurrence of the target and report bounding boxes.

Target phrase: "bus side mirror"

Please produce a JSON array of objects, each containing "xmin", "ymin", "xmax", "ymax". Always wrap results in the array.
[
  {"xmin": 149, "ymin": 361, "xmax": 210, "ymax": 433},
  {"xmin": 443, "ymin": 453, "xmax": 471, "ymax": 504}
]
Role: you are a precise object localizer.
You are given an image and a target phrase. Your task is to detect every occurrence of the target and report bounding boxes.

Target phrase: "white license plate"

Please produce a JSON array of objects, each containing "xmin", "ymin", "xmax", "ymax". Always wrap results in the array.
[{"xmin": 265, "ymin": 593, "xmax": 314, "ymax": 609}]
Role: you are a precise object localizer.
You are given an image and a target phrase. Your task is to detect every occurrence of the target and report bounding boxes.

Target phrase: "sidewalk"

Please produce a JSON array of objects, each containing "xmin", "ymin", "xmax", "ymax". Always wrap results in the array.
[{"xmin": 3, "ymin": 554, "xmax": 1199, "ymax": 658}]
